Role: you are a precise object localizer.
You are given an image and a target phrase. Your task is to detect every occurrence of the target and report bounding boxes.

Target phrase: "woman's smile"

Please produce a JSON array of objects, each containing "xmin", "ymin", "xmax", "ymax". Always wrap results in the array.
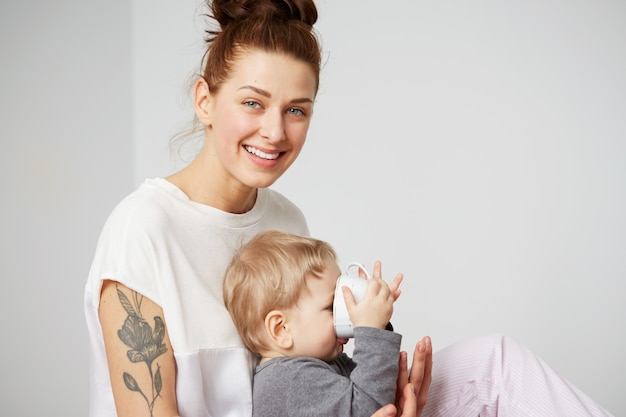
[{"xmin": 244, "ymin": 145, "xmax": 281, "ymax": 161}]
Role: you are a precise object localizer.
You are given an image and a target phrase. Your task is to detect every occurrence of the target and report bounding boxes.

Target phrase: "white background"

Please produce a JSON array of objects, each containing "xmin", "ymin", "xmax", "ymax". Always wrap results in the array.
[{"xmin": 1, "ymin": 1, "xmax": 624, "ymax": 415}]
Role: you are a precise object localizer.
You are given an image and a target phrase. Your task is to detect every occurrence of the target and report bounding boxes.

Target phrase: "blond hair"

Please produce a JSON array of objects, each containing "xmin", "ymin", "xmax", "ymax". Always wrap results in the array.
[{"xmin": 223, "ymin": 230, "xmax": 337, "ymax": 356}]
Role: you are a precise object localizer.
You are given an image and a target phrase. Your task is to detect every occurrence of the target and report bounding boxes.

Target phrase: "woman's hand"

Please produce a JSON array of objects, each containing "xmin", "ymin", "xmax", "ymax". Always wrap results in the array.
[
  {"xmin": 370, "ymin": 381, "xmax": 417, "ymax": 417},
  {"xmin": 399, "ymin": 336, "xmax": 433, "ymax": 416},
  {"xmin": 373, "ymin": 336, "xmax": 432, "ymax": 417}
]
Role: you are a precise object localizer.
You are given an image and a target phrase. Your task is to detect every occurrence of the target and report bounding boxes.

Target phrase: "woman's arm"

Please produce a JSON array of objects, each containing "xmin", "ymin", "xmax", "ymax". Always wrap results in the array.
[{"xmin": 99, "ymin": 280, "xmax": 179, "ymax": 417}]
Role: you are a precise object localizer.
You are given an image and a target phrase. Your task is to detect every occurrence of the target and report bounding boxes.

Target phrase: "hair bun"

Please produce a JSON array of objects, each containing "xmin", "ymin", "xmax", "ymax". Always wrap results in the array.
[{"xmin": 210, "ymin": 0, "xmax": 317, "ymax": 28}]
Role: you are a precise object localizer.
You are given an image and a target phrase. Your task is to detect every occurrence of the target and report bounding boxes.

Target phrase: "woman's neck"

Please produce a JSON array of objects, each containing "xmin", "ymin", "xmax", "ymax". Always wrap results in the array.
[{"xmin": 166, "ymin": 154, "xmax": 257, "ymax": 214}]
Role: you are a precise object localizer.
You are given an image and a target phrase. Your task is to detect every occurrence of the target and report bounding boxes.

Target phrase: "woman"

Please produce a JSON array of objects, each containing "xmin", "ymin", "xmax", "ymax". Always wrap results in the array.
[
  {"xmin": 86, "ymin": 1, "xmax": 429, "ymax": 415},
  {"xmin": 85, "ymin": 1, "xmax": 613, "ymax": 416}
]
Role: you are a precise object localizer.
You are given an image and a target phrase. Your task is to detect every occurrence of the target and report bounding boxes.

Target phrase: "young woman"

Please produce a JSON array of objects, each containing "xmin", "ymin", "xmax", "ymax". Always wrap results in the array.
[
  {"xmin": 85, "ymin": 1, "xmax": 613, "ymax": 416},
  {"xmin": 85, "ymin": 1, "xmax": 428, "ymax": 416}
]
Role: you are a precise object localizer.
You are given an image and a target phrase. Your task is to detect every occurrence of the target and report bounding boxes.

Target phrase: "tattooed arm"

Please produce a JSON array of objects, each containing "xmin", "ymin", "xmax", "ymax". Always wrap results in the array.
[{"xmin": 99, "ymin": 280, "xmax": 179, "ymax": 417}]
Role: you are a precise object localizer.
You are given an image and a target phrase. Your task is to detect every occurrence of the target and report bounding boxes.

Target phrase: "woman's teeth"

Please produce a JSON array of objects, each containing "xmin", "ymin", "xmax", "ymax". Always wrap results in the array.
[{"xmin": 245, "ymin": 146, "xmax": 279, "ymax": 160}]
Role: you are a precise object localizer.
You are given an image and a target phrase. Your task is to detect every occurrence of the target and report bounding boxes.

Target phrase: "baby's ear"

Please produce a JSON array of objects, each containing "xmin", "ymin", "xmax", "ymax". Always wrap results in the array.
[{"xmin": 264, "ymin": 310, "xmax": 293, "ymax": 349}]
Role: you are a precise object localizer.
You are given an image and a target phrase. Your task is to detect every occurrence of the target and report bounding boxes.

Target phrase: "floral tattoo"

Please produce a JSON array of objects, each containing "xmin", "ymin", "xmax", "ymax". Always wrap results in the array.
[{"xmin": 116, "ymin": 286, "xmax": 168, "ymax": 416}]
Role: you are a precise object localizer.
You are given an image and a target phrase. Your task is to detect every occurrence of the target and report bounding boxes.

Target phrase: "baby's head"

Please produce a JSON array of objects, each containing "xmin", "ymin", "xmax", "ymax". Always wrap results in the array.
[{"xmin": 223, "ymin": 230, "xmax": 340, "ymax": 359}]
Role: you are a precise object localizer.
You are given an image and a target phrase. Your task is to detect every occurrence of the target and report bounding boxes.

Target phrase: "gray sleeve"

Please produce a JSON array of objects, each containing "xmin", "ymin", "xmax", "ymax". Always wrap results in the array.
[
  {"xmin": 252, "ymin": 328, "xmax": 401, "ymax": 417},
  {"xmin": 348, "ymin": 327, "xmax": 402, "ymax": 408}
]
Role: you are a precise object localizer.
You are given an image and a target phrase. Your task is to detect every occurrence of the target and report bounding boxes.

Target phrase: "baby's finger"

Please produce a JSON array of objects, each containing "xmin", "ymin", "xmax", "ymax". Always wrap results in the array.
[
  {"xmin": 388, "ymin": 273, "xmax": 404, "ymax": 294},
  {"xmin": 364, "ymin": 275, "xmax": 385, "ymax": 298},
  {"xmin": 371, "ymin": 261, "xmax": 382, "ymax": 280},
  {"xmin": 341, "ymin": 286, "xmax": 357, "ymax": 311}
]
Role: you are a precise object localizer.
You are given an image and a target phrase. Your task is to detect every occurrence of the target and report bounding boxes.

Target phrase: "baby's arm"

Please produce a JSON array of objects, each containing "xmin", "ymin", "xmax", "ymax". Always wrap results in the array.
[
  {"xmin": 347, "ymin": 327, "xmax": 403, "ymax": 411},
  {"xmin": 341, "ymin": 261, "xmax": 404, "ymax": 411}
]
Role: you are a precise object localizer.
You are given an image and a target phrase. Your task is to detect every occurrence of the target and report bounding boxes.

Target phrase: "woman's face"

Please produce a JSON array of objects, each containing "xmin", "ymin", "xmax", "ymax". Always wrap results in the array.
[
  {"xmin": 201, "ymin": 50, "xmax": 317, "ymax": 191},
  {"xmin": 285, "ymin": 256, "xmax": 348, "ymax": 362}
]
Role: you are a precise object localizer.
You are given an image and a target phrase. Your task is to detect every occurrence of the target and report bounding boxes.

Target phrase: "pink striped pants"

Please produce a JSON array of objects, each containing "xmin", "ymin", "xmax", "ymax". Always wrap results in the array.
[{"xmin": 422, "ymin": 334, "xmax": 614, "ymax": 417}]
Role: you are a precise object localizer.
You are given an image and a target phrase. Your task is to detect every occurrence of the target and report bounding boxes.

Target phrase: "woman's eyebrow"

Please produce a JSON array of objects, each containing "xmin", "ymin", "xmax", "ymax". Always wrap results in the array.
[
  {"xmin": 239, "ymin": 85, "xmax": 271, "ymax": 97},
  {"xmin": 238, "ymin": 85, "xmax": 313, "ymax": 104}
]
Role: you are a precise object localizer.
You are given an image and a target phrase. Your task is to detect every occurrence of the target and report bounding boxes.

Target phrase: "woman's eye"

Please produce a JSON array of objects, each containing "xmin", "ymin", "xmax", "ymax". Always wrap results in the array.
[
  {"xmin": 287, "ymin": 107, "xmax": 305, "ymax": 116},
  {"xmin": 244, "ymin": 100, "xmax": 261, "ymax": 109}
]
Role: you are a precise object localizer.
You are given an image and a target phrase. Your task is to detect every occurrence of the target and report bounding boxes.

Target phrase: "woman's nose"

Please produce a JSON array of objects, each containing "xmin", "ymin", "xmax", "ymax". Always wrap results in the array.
[{"xmin": 259, "ymin": 110, "xmax": 286, "ymax": 143}]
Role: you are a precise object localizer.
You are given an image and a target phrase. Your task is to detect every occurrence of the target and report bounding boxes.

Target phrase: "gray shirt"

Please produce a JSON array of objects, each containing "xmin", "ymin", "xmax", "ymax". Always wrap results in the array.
[{"xmin": 252, "ymin": 327, "xmax": 402, "ymax": 417}]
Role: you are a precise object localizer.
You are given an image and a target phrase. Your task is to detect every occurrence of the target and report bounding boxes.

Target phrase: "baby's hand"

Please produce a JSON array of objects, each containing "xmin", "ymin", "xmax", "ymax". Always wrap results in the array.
[{"xmin": 342, "ymin": 261, "xmax": 403, "ymax": 329}]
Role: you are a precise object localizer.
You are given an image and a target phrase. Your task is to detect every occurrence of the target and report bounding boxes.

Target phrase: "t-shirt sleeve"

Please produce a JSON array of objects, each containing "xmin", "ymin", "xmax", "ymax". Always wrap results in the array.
[{"xmin": 86, "ymin": 194, "xmax": 163, "ymax": 309}]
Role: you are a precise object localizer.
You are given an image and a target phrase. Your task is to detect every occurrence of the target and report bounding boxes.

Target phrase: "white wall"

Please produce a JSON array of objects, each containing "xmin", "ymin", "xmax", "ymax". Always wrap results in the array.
[
  {"xmin": 2, "ymin": 1, "xmax": 622, "ymax": 415},
  {"xmin": 133, "ymin": 1, "xmax": 625, "ymax": 415},
  {"xmin": 1, "ymin": 1, "xmax": 132, "ymax": 415}
]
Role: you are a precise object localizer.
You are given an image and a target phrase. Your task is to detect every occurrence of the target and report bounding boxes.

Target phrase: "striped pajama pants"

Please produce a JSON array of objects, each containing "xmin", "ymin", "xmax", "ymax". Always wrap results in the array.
[{"xmin": 422, "ymin": 334, "xmax": 614, "ymax": 417}]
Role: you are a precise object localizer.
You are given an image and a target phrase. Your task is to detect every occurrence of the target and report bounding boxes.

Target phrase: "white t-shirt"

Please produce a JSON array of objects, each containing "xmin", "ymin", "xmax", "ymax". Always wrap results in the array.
[{"xmin": 84, "ymin": 178, "xmax": 309, "ymax": 417}]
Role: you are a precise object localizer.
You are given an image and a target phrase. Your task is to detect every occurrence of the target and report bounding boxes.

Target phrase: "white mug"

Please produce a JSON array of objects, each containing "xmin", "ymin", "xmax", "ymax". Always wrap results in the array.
[{"xmin": 333, "ymin": 262, "xmax": 371, "ymax": 338}]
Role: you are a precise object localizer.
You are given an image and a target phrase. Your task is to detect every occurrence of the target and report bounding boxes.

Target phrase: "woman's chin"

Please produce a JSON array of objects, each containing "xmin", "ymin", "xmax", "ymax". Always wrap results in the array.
[{"xmin": 246, "ymin": 174, "xmax": 284, "ymax": 190}]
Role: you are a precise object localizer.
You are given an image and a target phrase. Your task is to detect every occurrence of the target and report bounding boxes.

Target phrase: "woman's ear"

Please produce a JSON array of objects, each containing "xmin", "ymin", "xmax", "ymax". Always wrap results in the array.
[
  {"xmin": 194, "ymin": 78, "xmax": 212, "ymax": 126},
  {"xmin": 264, "ymin": 310, "xmax": 293, "ymax": 350}
]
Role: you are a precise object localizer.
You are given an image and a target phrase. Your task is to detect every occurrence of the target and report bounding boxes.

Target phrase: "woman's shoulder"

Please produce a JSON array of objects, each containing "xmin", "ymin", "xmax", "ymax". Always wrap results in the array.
[
  {"xmin": 264, "ymin": 188, "xmax": 305, "ymax": 216},
  {"xmin": 102, "ymin": 178, "xmax": 187, "ymax": 235},
  {"xmin": 261, "ymin": 188, "xmax": 309, "ymax": 235},
  {"xmin": 116, "ymin": 177, "xmax": 183, "ymax": 208}
]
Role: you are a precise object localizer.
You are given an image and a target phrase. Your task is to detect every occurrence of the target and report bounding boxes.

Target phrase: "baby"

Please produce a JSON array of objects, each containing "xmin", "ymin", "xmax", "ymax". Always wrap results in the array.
[{"xmin": 223, "ymin": 230, "xmax": 404, "ymax": 417}]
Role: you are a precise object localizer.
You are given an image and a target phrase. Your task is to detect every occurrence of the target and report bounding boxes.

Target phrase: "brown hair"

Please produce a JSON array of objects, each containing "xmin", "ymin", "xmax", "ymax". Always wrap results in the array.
[
  {"xmin": 171, "ymin": 0, "xmax": 321, "ymax": 157},
  {"xmin": 223, "ymin": 230, "xmax": 337, "ymax": 356},
  {"xmin": 203, "ymin": 0, "xmax": 322, "ymax": 94}
]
